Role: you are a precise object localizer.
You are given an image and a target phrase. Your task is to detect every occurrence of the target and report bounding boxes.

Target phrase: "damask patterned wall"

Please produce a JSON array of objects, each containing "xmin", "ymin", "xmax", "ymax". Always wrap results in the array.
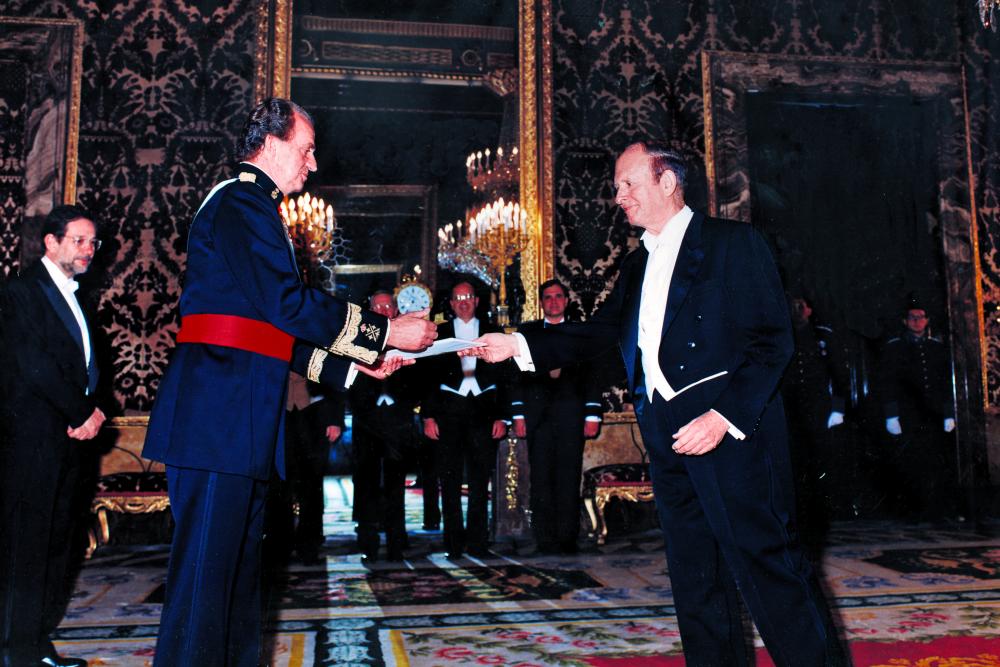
[
  {"xmin": 4, "ymin": 0, "xmax": 260, "ymax": 411},
  {"xmin": 0, "ymin": 60, "xmax": 26, "ymax": 278},
  {"xmin": 552, "ymin": 0, "xmax": 1000, "ymax": 409}
]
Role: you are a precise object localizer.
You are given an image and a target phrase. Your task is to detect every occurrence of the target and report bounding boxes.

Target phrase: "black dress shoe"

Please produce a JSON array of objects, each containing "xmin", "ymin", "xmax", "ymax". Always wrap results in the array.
[
  {"xmin": 361, "ymin": 553, "xmax": 379, "ymax": 566},
  {"xmin": 386, "ymin": 549, "xmax": 404, "ymax": 562},
  {"xmin": 466, "ymin": 546, "xmax": 490, "ymax": 558},
  {"xmin": 446, "ymin": 551, "xmax": 462, "ymax": 560},
  {"xmin": 422, "ymin": 523, "xmax": 440, "ymax": 531},
  {"xmin": 42, "ymin": 655, "xmax": 88, "ymax": 667}
]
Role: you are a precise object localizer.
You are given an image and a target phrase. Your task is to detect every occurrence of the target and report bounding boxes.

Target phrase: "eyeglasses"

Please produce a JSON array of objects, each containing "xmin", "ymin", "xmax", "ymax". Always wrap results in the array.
[
  {"xmin": 66, "ymin": 236, "xmax": 102, "ymax": 251},
  {"xmin": 451, "ymin": 293, "xmax": 475, "ymax": 301},
  {"xmin": 906, "ymin": 314, "xmax": 928, "ymax": 321}
]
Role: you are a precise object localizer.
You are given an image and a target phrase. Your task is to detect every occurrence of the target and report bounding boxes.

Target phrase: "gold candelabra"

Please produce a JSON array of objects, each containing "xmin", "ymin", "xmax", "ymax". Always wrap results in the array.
[
  {"xmin": 465, "ymin": 197, "xmax": 529, "ymax": 327},
  {"xmin": 466, "ymin": 145, "xmax": 519, "ymax": 193},
  {"xmin": 279, "ymin": 193, "xmax": 336, "ymax": 284}
]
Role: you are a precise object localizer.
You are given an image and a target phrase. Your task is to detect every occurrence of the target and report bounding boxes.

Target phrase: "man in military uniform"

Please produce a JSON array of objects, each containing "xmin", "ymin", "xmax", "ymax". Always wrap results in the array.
[
  {"xmin": 878, "ymin": 300, "xmax": 957, "ymax": 521},
  {"xmin": 510, "ymin": 280, "xmax": 605, "ymax": 554},
  {"xmin": 143, "ymin": 98, "xmax": 436, "ymax": 666},
  {"xmin": 780, "ymin": 294, "xmax": 848, "ymax": 544},
  {"xmin": 350, "ymin": 291, "xmax": 420, "ymax": 563}
]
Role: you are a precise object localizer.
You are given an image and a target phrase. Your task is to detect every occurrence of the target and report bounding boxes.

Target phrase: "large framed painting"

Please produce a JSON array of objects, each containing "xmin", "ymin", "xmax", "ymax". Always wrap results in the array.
[{"xmin": 0, "ymin": 17, "xmax": 83, "ymax": 276}]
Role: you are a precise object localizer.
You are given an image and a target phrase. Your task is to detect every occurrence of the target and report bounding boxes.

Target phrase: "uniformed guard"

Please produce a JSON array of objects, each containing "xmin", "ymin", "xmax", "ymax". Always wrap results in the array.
[
  {"xmin": 143, "ymin": 98, "xmax": 436, "ymax": 666},
  {"xmin": 877, "ymin": 298, "xmax": 957, "ymax": 521},
  {"xmin": 781, "ymin": 294, "xmax": 849, "ymax": 544}
]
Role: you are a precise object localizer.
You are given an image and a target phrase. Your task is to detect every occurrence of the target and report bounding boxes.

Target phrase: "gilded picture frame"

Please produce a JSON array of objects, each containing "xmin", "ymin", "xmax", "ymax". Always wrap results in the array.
[
  {"xmin": 273, "ymin": 0, "xmax": 554, "ymax": 323},
  {"xmin": 0, "ymin": 16, "xmax": 83, "ymax": 275}
]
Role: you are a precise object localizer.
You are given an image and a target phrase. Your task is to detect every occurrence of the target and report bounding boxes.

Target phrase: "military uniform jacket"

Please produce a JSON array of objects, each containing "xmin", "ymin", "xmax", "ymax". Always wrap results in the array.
[
  {"xmin": 144, "ymin": 163, "xmax": 388, "ymax": 481},
  {"xmin": 784, "ymin": 322, "xmax": 847, "ymax": 413},
  {"xmin": 879, "ymin": 331, "xmax": 954, "ymax": 424}
]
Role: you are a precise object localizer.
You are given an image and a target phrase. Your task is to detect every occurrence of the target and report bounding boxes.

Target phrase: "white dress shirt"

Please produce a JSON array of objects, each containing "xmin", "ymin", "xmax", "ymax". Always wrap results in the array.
[
  {"xmin": 637, "ymin": 205, "xmax": 692, "ymax": 402},
  {"xmin": 41, "ymin": 255, "xmax": 91, "ymax": 369},
  {"xmin": 446, "ymin": 317, "xmax": 490, "ymax": 396}
]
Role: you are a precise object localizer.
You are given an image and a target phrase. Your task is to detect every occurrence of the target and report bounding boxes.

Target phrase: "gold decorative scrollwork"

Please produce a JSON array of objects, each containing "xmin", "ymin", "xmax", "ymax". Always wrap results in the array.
[
  {"xmin": 585, "ymin": 483, "xmax": 655, "ymax": 545},
  {"xmin": 504, "ymin": 436, "xmax": 520, "ymax": 511}
]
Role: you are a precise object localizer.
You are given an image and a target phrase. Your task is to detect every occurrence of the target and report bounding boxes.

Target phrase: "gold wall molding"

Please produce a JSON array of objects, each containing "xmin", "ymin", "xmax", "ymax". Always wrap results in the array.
[
  {"xmin": 254, "ymin": 0, "xmax": 292, "ymax": 102},
  {"xmin": 299, "ymin": 16, "xmax": 514, "ymax": 42},
  {"xmin": 318, "ymin": 41, "xmax": 452, "ymax": 66},
  {"xmin": 962, "ymin": 64, "xmax": 989, "ymax": 410},
  {"xmin": 518, "ymin": 0, "xmax": 554, "ymax": 322},
  {"xmin": 293, "ymin": 65, "xmax": 483, "ymax": 85}
]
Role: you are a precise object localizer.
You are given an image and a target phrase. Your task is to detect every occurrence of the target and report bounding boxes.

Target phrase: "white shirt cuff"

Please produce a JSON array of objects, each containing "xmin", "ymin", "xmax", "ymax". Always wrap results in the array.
[
  {"xmin": 345, "ymin": 363, "xmax": 360, "ymax": 388},
  {"xmin": 711, "ymin": 409, "xmax": 746, "ymax": 440},
  {"xmin": 512, "ymin": 332, "xmax": 535, "ymax": 372}
]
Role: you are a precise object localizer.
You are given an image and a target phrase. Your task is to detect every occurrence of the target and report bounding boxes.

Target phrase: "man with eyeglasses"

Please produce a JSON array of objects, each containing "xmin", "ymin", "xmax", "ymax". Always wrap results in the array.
[
  {"xmin": 0, "ymin": 204, "xmax": 107, "ymax": 667},
  {"xmin": 878, "ymin": 298, "xmax": 958, "ymax": 521},
  {"xmin": 419, "ymin": 279, "xmax": 511, "ymax": 559}
]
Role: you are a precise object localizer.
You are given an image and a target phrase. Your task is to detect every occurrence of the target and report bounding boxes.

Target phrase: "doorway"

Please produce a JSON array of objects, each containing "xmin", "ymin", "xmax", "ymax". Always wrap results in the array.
[{"xmin": 746, "ymin": 92, "xmax": 956, "ymax": 518}]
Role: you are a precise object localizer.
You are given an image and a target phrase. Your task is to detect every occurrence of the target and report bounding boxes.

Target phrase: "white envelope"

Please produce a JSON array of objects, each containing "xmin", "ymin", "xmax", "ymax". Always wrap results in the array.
[{"xmin": 385, "ymin": 337, "xmax": 484, "ymax": 360}]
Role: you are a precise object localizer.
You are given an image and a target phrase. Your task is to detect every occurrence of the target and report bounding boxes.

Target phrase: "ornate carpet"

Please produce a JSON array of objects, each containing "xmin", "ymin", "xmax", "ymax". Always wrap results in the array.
[{"xmin": 50, "ymin": 481, "xmax": 1000, "ymax": 666}]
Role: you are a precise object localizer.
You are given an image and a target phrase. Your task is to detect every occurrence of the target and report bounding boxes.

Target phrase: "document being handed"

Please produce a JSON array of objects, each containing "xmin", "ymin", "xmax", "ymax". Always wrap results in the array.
[{"xmin": 386, "ymin": 337, "xmax": 484, "ymax": 360}]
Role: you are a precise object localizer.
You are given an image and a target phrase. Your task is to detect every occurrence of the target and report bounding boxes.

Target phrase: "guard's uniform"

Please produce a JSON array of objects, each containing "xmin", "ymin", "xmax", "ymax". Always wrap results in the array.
[
  {"xmin": 878, "ymin": 331, "xmax": 956, "ymax": 520},
  {"xmin": 144, "ymin": 163, "xmax": 387, "ymax": 666},
  {"xmin": 781, "ymin": 321, "xmax": 848, "ymax": 535}
]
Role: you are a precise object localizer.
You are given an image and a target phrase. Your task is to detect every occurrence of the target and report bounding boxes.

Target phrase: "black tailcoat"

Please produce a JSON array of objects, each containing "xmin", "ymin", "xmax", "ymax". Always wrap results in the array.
[
  {"xmin": 520, "ymin": 212, "xmax": 845, "ymax": 666},
  {"xmin": 0, "ymin": 260, "xmax": 102, "ymax": 666}
]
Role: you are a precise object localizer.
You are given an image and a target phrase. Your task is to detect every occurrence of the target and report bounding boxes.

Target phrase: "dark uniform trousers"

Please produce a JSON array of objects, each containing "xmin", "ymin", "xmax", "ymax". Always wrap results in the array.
[
  {"xmin": 156, "ymin": 466, "xmax": 268, "ymax": 667},
  {"xmin": 352, "ymin": 403, "xmax": 412, "ymax": 557},
  {"xmin": 782, "ymin": 323, "xmax": 848, "ymax": 535},
  {"xmin": 434, "ymin": 392, "xmax": 498, "ymax": 556},
  {"xmin": 879, "ymin": 333, "xmax": 956, "ymax": 520},
  {"xmin": 526, "ymin": 397, "xmax": 586, "ymax": 550}
]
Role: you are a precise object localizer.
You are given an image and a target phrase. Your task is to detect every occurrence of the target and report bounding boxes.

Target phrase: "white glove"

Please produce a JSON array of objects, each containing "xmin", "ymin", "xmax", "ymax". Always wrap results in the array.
[
  {"xmin": 886, "ymin": 417, "xmax": 902, "ymax": 436},
  {"xmin": 944, "ymin": 418, "xmax": 956, "ymax": 433},
  {"xmin": 826, "ymin": 411, "xmax": 844, "ymax": 429}
]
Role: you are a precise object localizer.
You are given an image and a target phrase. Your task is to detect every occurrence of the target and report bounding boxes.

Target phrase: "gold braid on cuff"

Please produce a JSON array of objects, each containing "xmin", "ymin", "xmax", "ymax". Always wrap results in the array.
[
  {"xmin": 328, "ymin": 303, "xmax": 378, "ymax": 364},
  {"xmin": 306, "ymin": 348, "xmax": 328, "ymax": 383}
]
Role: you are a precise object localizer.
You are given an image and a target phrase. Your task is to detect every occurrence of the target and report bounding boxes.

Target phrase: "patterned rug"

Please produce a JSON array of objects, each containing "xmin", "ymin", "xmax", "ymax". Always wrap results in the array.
[{"xmin": 46, "ymin": 478, "xmax": 1000, "ymax": 666}]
